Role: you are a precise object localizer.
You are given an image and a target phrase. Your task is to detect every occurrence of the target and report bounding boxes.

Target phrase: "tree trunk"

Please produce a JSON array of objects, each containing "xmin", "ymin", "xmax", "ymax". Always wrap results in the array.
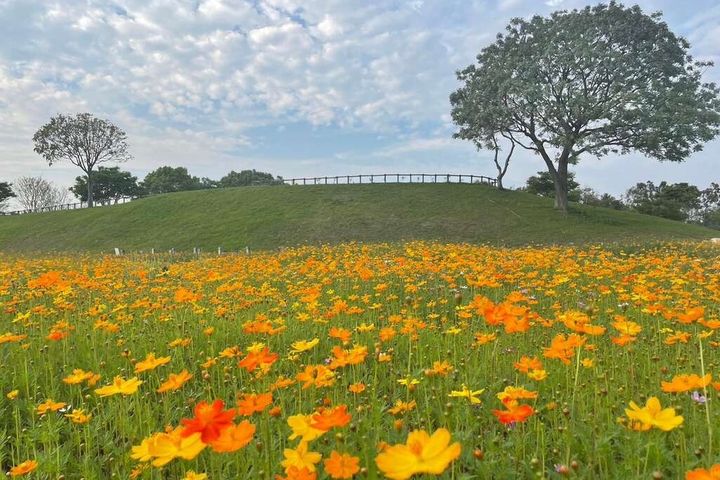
[
  {"xmin": 553, "ymin": 157, "xmax": 569, "ymax": 213},
  {"xmin": 496, "ymin": 173, "xmax": 505, "ymax": 190},
  {"xmin": 87, "ymin": 170, "xmax": 94, "ymax": 208}
]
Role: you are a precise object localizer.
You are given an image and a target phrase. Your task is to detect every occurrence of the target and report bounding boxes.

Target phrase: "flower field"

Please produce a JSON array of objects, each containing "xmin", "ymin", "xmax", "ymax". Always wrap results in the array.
[{"xmin": 1, "ymin": 242, "xmax": 719, "ymax": 479}]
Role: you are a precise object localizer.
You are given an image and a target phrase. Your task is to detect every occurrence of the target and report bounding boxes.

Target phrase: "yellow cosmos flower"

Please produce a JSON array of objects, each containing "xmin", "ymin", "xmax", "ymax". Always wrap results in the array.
[
  {"xmin": 281, "ymin": 441, "xmax": 322, "ymax": 472},
  {"xmin": 95, "ymin": 376, "xmax": 143, "ymax": 397},
  {"xmin": 134, "ymin": 353, "xmax": 171, "ymax": 373},
  {"xmin": 375, "ymin": 428, "xmax": 461, "ymax": 480},
  {"xmin": 527, "ymin": 369, "xmax": 548, "ymax": 381},
  {"xmin": 290, "ymin": 338, "xmax": 320, "ymax": 354},
  {"xmin": 6, "ymin": 389, "xmax": 19, "ymax": 400},
  {"xmin": 625, "ymin": 397, "xmax": 684, "ymax": 431},
  {"xmin": 65, "ymin": 408, "xmax": 92, "ymax": 424},
  {"xmin": 288, "ymin": 414, "xmax": 326, "ymax": 442},
  {"xmin": 448, "ymin": 384, "xmax": 484, "ymax": 404},
  {"xmin": 182, "ymin": 471, "xmax": 208, "ymax": 480},
  {"xmin": 133, "ymin": 427, "xmax": 206, "ymax": 467}
]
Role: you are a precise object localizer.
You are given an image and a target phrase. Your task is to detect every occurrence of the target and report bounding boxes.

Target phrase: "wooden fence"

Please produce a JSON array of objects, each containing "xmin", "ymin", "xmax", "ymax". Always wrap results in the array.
[
  {"xmin": 0, "ymin": 173, "xmax": 496, "ymax": 216},
  {"xmin": 1, "ymin": 196, "xmax": 137, "ymax": 216},
  {"xmin": 283, "ymin": 173, "xmax": 497, "ymax": 186}
]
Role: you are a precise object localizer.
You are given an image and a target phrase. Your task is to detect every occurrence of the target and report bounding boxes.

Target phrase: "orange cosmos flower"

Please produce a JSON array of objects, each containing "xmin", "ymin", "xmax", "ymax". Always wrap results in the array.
[
  {"xmin": 156, "ymin": 370, "xmax": 193, "ymax": 393},
  {"xmin": 324, "ymin": 451, "xmax": 360, "ymax": 479},
  {"xmin": 329, "ymin": 327, "xmax": 352, "ymax": 344},
  {"xmin": 375, "ymin": 428, "xmax": 461, "ymax": 480},
  {"xmin": 8, "ymin": 459, "xmax": 38, "ymax": 477},
  {"xmin": 514, "ymin": 356, "xmax": 543, "ymax": 373},
  {"xmin": 543, "ymin": 333, "xmax": 586, "ymax": 364},
  {"xmin": 275, "ymin": 467, "xmax": 318, "ymax": 480},
  {"xmin": 496, "ymin": 386, "xmax": 538, "ymax": 402},
  {"xmin": 664, "ymin": 331, "xmax": 691, "ymax": 345},
  {"xmin": 686, "ymin": 464, "xmax": 720, "ymax": 480},
  {"xmin": 311, "ymin": 405, "xmax": 351, "ymax": 430},
  {"xmin": 181, "ymin": 399, "xmax": 237, "ymax": 443},
  {"xmin": 379, "ymin": 327, "xmax": 396, "ymax": 342},
  {"xmin": 236, "ymin": 392, "xmax": 273, "ymax": 416},
  {"xmin": 174, "ymin": 287, "xmax": 201, "ymax": 303},
  {"xmin": 238, "ymin": 347, "xmax": 279, "ymax": 373},
  {"xmin": 677, "ymin": 306, "xmax": 704, "ymax": 324},
  {"xmin": 662, "ymin": 373, "xmax": 712, "ymax": 393},
  {"xmin": 36, "ymin": 399, "xmax": 67, "ymax": 415},
  {"xmin": 208, "ymin": 420, "xmax": 256, "ymax": 453},
  {"xmin": 348, "ymin": 383, "xmax": 366, "ymax": 393},
  {"xmin": 0, "ymin": 333, "xmax": 27, "ymax": 345},
  {"xmin": 296, "ymin": 365, "xmax": 336, "ymax": 389}
]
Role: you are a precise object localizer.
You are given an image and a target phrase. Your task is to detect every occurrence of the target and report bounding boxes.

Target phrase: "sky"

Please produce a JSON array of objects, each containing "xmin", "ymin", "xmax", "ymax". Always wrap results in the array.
[{"xmin": 1, "ymin": 0, "xmax": 719, "ymax": 208}]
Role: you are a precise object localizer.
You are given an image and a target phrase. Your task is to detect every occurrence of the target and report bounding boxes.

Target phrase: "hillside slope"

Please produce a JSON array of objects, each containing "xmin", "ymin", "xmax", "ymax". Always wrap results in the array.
[{"xmin": 0, "ymin": 184, "xmax": 714, "ymax": 252}]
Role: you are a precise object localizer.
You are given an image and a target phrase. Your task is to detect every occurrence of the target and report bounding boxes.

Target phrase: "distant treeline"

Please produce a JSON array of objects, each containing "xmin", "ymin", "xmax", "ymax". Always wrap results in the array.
[
  {"xmin": 77, "ymin": 166, "xmax": 283, "ymax": 200},
  {"xmin": 521, "ymin": 171, "xmax": 720, "ymax": 229}
]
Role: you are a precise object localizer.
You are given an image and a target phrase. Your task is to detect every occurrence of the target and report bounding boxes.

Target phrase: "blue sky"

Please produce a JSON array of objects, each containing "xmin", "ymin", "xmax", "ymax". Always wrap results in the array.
[{"xmin": 0, "ymin": 0, "xmax": 719, "ymax": 203}]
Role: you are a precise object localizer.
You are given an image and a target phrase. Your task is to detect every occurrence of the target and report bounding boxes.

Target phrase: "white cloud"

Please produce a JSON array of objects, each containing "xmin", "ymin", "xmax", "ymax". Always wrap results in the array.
[{"xmin": 0, "ymin": 0, "xmax": 717, "ymax": 203}]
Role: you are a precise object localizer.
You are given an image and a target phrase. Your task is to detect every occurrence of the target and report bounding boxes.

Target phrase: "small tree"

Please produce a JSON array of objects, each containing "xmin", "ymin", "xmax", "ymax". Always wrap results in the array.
[
  {"xmin": 451, "ymin": 2, "xmax": 720, "ymax": 212},
  {"xmin": 13, "ymin": 177, "xmax": 69, "ymax": 212},
  {"xmin": 33, "ymin": 113, "xmax": 131, "ymax": 207},
  {"xmin": 579, "ymin": 188, "xmax": 625, "ymax": 210},
  {"xmin": 695, "ymin": 183, "xmax": 720, "ymax": 228},
  {"xmin": 624, "ymin": 181, "xmax": 701, "ymax": 221},
  {"xmin": 141, "ymin": 166, "xmax": 201, "ymax": 195},
  {"xmin": 219, "ymin": 169, "xmax": 283, "ymax": 187},
  {"xmin": 70, "ymin": 166, "xmax": 142, "ymax": 204},
  {"xmin": 524, "ymin": 171, "xmax": 580, "ymax": 202},
  {"xmin": 0, "ymin": 182, "xmax": 15, "ymax": 212}
]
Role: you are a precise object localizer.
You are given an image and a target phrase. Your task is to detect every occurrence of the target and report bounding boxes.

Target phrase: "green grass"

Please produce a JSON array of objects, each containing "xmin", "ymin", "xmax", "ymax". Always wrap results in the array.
[{"xmin": 0, "ymin": 183, "xmax": 714, "ymax": 252}]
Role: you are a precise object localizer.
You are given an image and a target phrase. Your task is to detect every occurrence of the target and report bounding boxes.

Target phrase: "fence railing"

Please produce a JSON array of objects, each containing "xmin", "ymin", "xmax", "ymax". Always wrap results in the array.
[
  {"xmin": 1, "ymin": 196, "xmax": 137, "ymax": 216},
  {"xmin": 0, "ymin": 173, "xmax": 496, "ymax": 216},
  {"xmin": 282, "ymin": 173, "xmax": 497, "ymax": 186}
]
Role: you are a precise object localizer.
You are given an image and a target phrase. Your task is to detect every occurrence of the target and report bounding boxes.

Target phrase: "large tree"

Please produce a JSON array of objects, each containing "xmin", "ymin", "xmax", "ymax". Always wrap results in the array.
[
  {"xmin": 33, "ymin": 113, "xmax": 131, "ymax": 207},
  {"xmin": 450, "ymin": 2, "xmax": 720, "ymax": 212},
  {"xmin": 70, "ymin": 166, "xmax": 142, "ymax": 204},
  {"xmin": 0, "ymin": 182, "xmax": 15, "ymax": 212}
]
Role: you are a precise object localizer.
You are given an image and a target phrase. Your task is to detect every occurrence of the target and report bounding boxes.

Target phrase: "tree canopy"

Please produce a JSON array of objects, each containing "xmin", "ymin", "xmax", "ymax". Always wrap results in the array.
[
  {"xmin": 0, "ymin": 182, "xmax": 15, "ymax": 211},
  {"xmin": 524, "ymin": 171, "xmax": 581, "ymax": 202},
  {"xmin": 450, "ymin": 2, "xmax": 720, "ymax": 212},
  {"xmin": 624, "ymin": 181, "xmax": 701, "ymax": 221},
  {"xmin": 70, "ymin": 166, "xmax": 141, "ymax": 203},
  {"xmin": 141, "ymin": 166, "xmax": 201, "ymax": 195},
  {"xmin": 33, "ymin": 113, "xmax": 131, "ymax": 207},
  {"xmin": 219, "ymin": 170, "xmax": 283, "ymax": 188}
]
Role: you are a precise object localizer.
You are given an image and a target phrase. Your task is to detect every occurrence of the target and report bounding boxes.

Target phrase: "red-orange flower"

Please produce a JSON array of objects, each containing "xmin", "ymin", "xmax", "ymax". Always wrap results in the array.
[
  {"xmin": 181, "ymin": 400, "xmax": 236, "ymax": 442},
  {"xmin": 492, "ymin": 403, "xmax": 535, "ymax": 424},
  {"xmin": 311, "ymin": 405, "xmax": 351, "ymax": 431}
]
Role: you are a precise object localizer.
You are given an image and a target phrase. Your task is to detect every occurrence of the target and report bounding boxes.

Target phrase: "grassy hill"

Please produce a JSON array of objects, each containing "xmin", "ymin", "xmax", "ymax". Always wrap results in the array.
[{"xmin": 0, "ymin": 183, "xmax": 715, "ymax": 252}]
